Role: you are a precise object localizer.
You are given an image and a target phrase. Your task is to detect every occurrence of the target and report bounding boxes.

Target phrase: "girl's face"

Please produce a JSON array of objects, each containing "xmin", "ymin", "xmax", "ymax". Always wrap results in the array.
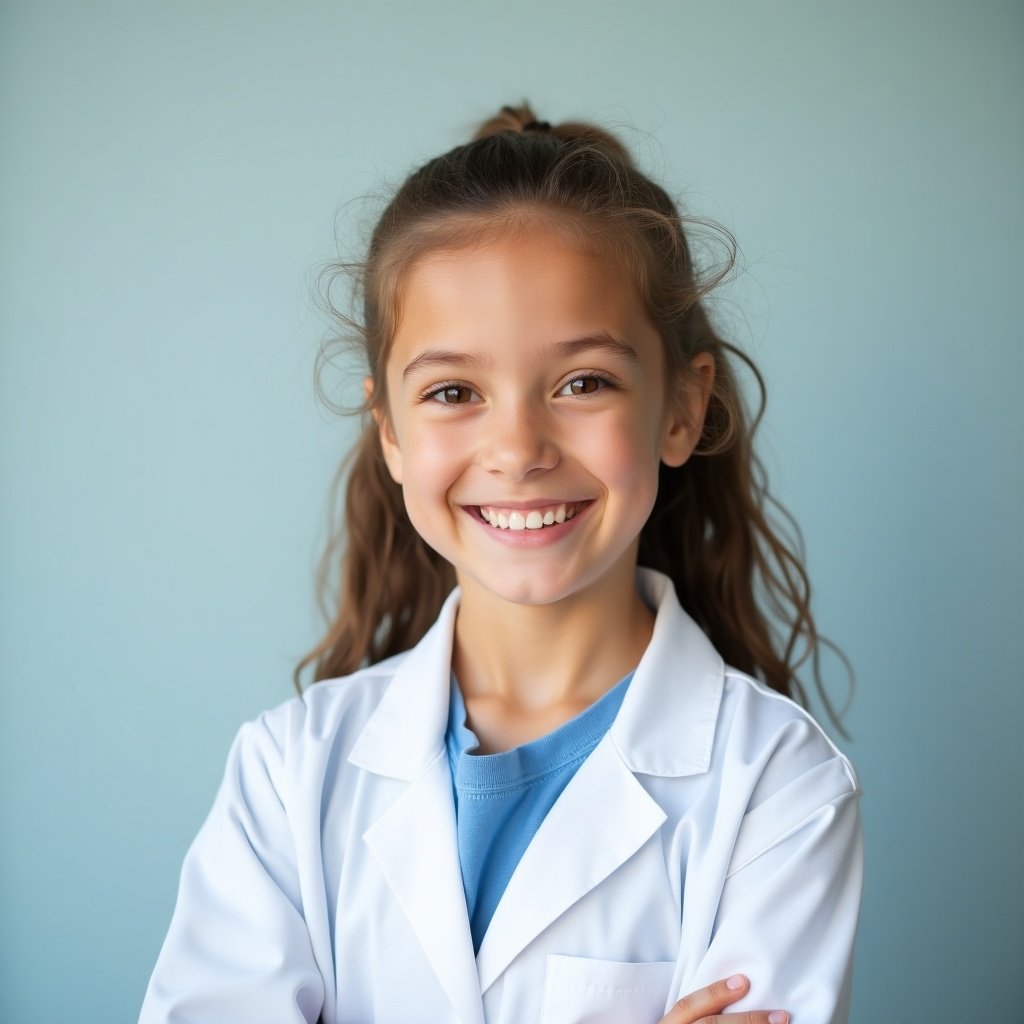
[{"xmin": 375, "ymin": 223, "xmax": 712, "ymax": 611}]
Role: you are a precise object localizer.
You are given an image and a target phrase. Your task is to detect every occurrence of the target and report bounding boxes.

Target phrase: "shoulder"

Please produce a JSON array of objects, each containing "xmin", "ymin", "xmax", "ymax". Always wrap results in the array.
[
  {"xmin": 716, "ymin": 666, "xmax": 859, "ymax": 799},
  {"xmin": 706, "ymin": 667, "xmax": 860, "ymax": 874},
  {"xmin": 228, "ymin": 649, "xmax": 413, "ymax": 782}
]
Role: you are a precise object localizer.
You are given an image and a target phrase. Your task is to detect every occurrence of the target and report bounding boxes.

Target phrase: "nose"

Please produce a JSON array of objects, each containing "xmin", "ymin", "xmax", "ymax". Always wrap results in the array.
[{"xmin": 479, "ymin": 400, "xmax": 559, "ymax": 481}]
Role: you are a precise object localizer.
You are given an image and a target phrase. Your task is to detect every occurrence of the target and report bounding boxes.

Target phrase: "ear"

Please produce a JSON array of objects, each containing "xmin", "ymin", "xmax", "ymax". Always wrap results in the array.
[
  {"xmin": 365, "ymin": 376, "xmax": 403, "ymax": 485},
  {"xmin": 659, "ymin": 352, "xmax": 715, "ymax": 468}
]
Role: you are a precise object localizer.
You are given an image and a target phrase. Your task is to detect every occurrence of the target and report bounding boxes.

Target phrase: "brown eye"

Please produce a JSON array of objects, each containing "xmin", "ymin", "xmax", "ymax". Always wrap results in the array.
[
  {"xmin": 430, "ymin": 385, "xmax": 475, "ymax": 404},
  {"xmin": 561, "ymin": 375, "xmax": 609, "ymax": 396}
]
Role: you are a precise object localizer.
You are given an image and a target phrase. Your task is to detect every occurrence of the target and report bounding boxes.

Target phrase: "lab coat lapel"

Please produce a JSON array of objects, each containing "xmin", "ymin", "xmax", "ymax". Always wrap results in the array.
[
  {"xmin": 350, "ymin": 588, "xmax": 484, "ymax": 1024},
  {"xmin": 362, "ymin": 756, "xmax": 483, "ymax": 1024},
  {"xmin": 475, "ymin": 737, "xmax": 667, "ymax": 994},
  {"xmin": 475, "ymin": 568, "xmax": 724, "ymax": 993}
]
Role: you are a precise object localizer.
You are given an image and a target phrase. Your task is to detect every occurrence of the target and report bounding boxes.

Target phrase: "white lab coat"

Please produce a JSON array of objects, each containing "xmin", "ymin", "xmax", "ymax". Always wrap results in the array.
[{"xmin": 140, "ymin": 567, "xmax": 863, "ymax": 1024}]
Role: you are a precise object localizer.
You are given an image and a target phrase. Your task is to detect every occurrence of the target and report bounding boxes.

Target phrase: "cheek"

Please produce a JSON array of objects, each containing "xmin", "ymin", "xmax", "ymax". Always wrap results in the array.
[
  {"xmin": 589, "ymin": 412, "xmax": 663, "ymax": 496},
  {"xmin": 398, "ymin": 425, "xmax": 466, "ymax": 502}
]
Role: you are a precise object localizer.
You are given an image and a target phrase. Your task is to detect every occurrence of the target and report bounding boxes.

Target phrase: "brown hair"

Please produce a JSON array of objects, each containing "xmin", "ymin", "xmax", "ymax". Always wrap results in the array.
[{"xmin": 297, "ymin": 102, "xmax": 851, "ymax": 733}]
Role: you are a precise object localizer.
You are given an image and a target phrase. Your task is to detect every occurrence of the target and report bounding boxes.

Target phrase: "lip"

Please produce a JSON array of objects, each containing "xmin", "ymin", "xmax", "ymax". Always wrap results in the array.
[
  {"xmin": 462, "ymin": 499, "xmax": 595, "ymax": 547},
  {"xmin": 465, "ymin": 498, "xmax": 590, "ymax": 511}
]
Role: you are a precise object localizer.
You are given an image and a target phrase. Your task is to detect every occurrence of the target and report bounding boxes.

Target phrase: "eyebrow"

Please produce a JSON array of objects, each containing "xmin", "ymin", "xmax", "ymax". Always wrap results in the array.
[{"xmin": 401, "ymin": 331, "xmax": 638, "ymax": 381}]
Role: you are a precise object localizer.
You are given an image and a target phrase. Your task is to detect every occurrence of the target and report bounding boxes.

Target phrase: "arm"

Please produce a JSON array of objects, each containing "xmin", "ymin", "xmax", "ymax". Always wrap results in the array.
[
  {"xmin": 139, "ymin": 715, "xmax": 325, "ymax": 1023},
  {"xmin": 680, "ymin": 761, "xmax": 864, "ymax": 1024}
]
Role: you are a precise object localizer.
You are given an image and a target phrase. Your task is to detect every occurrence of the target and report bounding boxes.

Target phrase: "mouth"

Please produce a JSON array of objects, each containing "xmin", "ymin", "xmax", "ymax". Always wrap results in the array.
[{"xmin": 473, "ymin": 500, "xmax": 592, "ymax": 532}]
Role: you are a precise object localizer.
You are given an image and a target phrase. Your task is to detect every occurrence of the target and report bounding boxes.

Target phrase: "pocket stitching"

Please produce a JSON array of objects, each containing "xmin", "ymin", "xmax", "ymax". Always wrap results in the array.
[
  {"xmin": 552, "ymin": 982, "xmax": 670, "ymax": 994},
  {"xmin": 543, "ymin": 957, "xmax": 675, "ymax": 996}
]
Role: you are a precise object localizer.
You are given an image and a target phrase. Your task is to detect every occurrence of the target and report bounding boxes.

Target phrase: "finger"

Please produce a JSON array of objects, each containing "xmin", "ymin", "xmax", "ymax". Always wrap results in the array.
[
  {"xmin": 713, "ymin": 1014, "xmax": 789, "ymax": 1024},
  {"xmin": 709, "ymin": 1014, "xmax": 789, "ymax": 1024},
  {"xmin": 696, "ymin": 1015, "xmax": 790, "ymax": 1024},
  {"xmin": 660, "ymin": 975, "xmax": 750, "ymax": 1023},
  {"xmin": 659, "ymin": 975, "xmax": 789, "ymax": 1024}
]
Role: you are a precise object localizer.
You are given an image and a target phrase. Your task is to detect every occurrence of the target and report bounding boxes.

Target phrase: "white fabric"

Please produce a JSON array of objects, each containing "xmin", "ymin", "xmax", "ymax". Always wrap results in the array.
[{"xmin": 140, "ymin": 567, "xmax": 863, "ymax": 1024}]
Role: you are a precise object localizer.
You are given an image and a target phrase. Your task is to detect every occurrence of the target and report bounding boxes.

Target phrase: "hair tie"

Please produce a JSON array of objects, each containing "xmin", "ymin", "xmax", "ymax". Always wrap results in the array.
[{"xmin": 523, "ymin": 120, "xmax": 551, "ymax": 133}]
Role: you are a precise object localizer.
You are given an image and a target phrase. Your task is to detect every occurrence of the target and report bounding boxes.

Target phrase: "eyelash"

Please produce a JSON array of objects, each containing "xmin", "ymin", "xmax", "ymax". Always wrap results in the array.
[{"xmin": 419, "ymin": 372, "xmax": 619, "ymax": 406}]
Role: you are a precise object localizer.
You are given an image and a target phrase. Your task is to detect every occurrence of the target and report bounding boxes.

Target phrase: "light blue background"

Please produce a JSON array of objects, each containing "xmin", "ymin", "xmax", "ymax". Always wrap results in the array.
[{"xmin": 2, "ymin": 2, "xmax": 1021, "ymax": 1021}]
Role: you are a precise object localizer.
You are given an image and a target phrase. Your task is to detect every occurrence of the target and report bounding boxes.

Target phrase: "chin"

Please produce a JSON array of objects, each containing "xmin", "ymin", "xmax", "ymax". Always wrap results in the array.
[
  {"xmin": 459, "ymin": 562, "xmax": 619, "ymax": 610},
  {"xmin": 474, "ymin": 576, "xmax": 565, "ymax": 608}
]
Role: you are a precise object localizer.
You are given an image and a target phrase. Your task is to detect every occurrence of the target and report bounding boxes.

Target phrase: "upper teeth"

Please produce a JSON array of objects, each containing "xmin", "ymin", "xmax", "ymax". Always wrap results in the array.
[{"xmin": 478, "ymin": 502, "xmax": 579, "ymax": 530}]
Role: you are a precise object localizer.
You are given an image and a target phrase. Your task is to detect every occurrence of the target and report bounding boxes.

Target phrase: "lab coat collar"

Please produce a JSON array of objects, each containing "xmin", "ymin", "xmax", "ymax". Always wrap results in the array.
[
  {"xmin": 348, "ymin": 583, "xmax": 461, "ymax": 780},
  {"xmin": 610, "ymin": 566, "xmax": 724, "ymax": 776},
  {"xmin": 348, "ymin": 566, "xmax": 724, "ymax": 781}
]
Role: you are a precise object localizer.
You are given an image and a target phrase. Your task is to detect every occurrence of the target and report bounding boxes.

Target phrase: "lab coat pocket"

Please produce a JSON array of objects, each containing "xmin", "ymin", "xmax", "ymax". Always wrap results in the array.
[{"xmin": 539, "ymin": 954, "xmax": 675, "ymax": 1024}]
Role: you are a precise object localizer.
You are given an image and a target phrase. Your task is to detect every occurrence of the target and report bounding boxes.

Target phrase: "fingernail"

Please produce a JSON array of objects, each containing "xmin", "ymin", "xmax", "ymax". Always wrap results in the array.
[
  {"xmin": 727, "ymin": 974, "xmax": 746, "ymax": 990},
  {"xmin": 768, "ymin": 1013, "xmax": 788, "ymax": 1024}
]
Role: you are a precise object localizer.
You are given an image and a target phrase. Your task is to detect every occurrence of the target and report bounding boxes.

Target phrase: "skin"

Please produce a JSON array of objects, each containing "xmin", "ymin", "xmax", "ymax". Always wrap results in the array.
[{"xmin": 373, "ymin": 222, "xmax": 788, "ymax": 1022}]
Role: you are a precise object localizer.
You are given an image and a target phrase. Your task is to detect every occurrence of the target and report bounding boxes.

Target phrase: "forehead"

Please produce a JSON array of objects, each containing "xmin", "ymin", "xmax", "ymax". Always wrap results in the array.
[{"xmin": 390, "ymin": 224, "xmax": 649, "ymax": 351}]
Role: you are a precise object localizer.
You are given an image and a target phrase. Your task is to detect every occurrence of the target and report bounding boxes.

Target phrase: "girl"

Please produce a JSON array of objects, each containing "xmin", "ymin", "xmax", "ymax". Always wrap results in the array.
[{"xmin": 140, "ymin": 104, "xmax": 862, "ymax": 1024}]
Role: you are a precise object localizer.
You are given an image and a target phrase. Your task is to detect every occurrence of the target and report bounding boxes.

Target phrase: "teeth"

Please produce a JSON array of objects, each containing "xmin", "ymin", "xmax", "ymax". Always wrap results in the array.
[{"xmin": 478, "ymin": 502, "xmax": 581, "ymax": 530}]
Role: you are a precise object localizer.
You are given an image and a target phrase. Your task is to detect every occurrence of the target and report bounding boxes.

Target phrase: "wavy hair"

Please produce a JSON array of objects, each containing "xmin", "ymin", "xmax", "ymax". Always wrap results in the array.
[{"xmin": 296, "ymin": 102, "xmax": 851, "ymax": 734}]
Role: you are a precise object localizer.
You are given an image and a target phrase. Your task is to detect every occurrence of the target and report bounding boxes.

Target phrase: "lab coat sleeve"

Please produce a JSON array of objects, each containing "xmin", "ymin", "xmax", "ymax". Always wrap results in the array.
[
  {"xmin": 139, "ymin": 712, "xmax": 325, "ymax": 1023},
  {"xmin": 678, "ymin": 755, "xmax": 863, "ymax": 1024}
]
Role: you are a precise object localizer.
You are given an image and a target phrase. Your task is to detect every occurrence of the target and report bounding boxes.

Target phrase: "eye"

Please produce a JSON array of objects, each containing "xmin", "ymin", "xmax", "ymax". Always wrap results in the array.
[
  {"xmin": 423, "ymin": 382, "xmax": 478, "ymax": 405},
  {"xmin": 558, "ymin": 373, "xmax": 615, "ymax": 397}
]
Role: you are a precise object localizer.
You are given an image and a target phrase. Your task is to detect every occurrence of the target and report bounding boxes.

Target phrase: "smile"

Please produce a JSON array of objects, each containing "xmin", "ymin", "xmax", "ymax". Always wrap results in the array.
[{"xmin": 476, "ymin": 501, "xmax": 589, "ymax": 531}]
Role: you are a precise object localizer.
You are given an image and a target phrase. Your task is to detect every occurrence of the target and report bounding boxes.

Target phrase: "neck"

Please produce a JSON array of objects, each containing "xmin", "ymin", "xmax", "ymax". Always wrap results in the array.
[{"xmin": 451, "ymin": 562, "xmax": 654, "ymax": 714}]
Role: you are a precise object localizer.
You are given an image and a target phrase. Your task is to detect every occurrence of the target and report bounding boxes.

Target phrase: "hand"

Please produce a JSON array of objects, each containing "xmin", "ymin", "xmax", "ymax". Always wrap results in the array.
[{"xmin": 658, "ymin": 975, "xmax": 788, "ymax": 1024}]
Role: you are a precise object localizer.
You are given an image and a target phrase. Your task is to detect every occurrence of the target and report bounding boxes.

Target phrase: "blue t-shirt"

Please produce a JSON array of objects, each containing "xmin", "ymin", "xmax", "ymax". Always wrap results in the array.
[{"xmin": 445, "ymin": 671, "xmax": 632, "ymax": 953}]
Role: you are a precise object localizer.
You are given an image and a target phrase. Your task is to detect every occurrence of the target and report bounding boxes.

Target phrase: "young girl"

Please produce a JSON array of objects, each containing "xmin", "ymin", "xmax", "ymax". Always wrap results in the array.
[{"xmin": 140, "ymin": 104, "xmax": 862, "ymax": 1024}]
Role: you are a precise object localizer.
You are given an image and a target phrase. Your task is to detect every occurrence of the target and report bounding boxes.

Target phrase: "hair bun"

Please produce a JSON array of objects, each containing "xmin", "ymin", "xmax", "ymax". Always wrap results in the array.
[
  {"xmin": 469, "ymin": 101, "xmax": 636, "ymax": 168},
  {"xmin": 470, "ymin": 102, "xmax": 547, "ymax": 140}
]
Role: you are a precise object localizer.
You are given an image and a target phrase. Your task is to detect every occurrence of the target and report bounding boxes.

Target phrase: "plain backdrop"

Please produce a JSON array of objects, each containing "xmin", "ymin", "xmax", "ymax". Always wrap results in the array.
[{"xmin": 2, "ymin": 2, "xmax": 1021, "ymax": 1021}]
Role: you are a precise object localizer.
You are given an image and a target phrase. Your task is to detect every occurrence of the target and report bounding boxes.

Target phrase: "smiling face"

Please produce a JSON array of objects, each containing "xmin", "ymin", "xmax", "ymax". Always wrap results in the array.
[{"xmin": 375, "ymin": 220, "xmax": 712, "ymax": 613}]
